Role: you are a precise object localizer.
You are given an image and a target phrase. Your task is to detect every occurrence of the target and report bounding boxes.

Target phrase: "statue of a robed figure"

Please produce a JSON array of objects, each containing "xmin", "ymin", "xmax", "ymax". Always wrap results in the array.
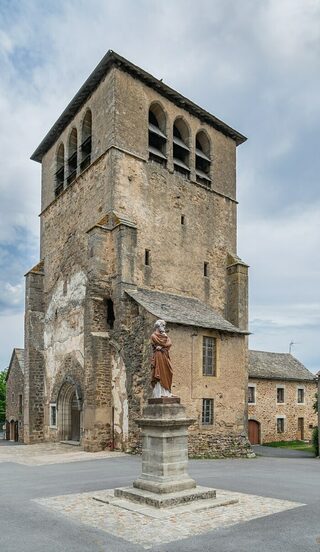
[{"xmin": 150, "ymin": 319, "xmax": 173, "ymax": 398}]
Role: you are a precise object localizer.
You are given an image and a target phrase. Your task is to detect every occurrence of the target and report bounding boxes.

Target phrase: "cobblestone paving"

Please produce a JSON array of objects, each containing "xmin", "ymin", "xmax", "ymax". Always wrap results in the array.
[
  {"xmin": 0, "ymin": 443, "xmax": 125, "ymax": 465},
  {"xmin": 35, "ymin": 488, "xmax": 304, "ymax": 549}
]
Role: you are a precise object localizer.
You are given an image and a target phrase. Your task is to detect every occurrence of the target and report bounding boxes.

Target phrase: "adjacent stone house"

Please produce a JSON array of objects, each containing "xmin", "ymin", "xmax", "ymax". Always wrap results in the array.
[
  {"xmin": 248, "ymin": 350, "xmax": 317, "ymax": 444},
  {"xmin": 5, "ymin": 349, "xmax": 24, "ymax": 442},
  {"xmin": 9, "ymin": 51, "xmax": 252, "ymax": 457}
]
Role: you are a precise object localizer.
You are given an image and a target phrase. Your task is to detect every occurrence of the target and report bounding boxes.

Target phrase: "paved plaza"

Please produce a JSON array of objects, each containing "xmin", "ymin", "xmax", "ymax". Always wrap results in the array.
[{"xmin": 0, "ymin": 443, "xmax": 319, "ymax": 551}]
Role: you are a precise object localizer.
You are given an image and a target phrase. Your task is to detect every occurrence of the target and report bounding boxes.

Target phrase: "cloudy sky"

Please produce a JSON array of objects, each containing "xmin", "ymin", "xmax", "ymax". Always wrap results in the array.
[{"xmin": 0, "ymin": 0, "xmax": 319, "ymax": 372}]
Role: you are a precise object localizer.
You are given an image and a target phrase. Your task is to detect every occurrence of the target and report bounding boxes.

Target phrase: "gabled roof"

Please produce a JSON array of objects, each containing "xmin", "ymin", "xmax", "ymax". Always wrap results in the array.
[
  {"xmin": 125, "ymin": 288, "xmax": 247, "ymax": 335},
  {"xmin": 31, "ymin": 50, "xmax": 247, "ymax": 162},
  {"xmin": 248, "ymin": 350, "xmax": 315, "ymax": 382},
  {"xmin": 6, "ymin": 348, "xmax": 25, "ymax": 382}
]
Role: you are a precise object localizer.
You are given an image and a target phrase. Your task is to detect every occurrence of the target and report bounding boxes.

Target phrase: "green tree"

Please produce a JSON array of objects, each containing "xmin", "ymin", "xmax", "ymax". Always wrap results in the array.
[{"xmin": 0, "ymin": 370, "xmax": 7, "ymax": 424}]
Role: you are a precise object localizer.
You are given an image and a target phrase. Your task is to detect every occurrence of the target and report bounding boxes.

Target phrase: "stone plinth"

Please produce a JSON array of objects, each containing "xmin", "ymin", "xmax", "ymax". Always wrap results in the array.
[
  {"xmin": 114, "ymin": 398, "xmax": 223, "ymax": 509},
  {"xmin": 132, "ymin": 397, "xmax": 196, "ymax": 493}
]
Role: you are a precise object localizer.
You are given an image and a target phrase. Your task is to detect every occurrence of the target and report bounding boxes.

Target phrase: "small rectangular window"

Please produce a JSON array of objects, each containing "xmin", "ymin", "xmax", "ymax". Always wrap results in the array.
[
  {"xmin": 297, "ymin": 388, "xmax": 305, "ymax": 403},
  {"xmin": 202, "ymin": 399, "xmax": 214, "ymax": 425},
  {"xmin": 50, "ymin": 404, "xmax": 57, "ymax": 427},
  {"xmin": 145, "ymin": 249, "xmax": 150, "ymax": 266},
  {"xmin": 181, "ymin": 215, "xmax": 185, "ymax": 225},
  {"xmin": 19, "ymin": 394, "xmax": 23, "ymax": 415},
  {"xmin": 204, "ymin": 262, "xmax": 209, "ymax": 277},
  {"xmin": 202, "ymin": 337, "xmax": 216, "ymax": 376},
  {"xmin": 277, "ymin": 387, "xmax": 284, "ymax": 403},
  {"xmin": 248, "ymin": 386, "xmax": 255, "ymax": 404},
  {"xmin": 277, "ymin": 417, "xmax": 285, "ymax": 433}
]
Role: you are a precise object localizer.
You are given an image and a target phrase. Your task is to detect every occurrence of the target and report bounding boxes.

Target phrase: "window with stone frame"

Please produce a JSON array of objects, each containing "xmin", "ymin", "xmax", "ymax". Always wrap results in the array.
[
  {"xmin": 18, "ymin": 394, "xmax": 23, "ymax": 415},
  {"xmin": 202, "ymin": 336, "xmax": 216, "ymax": 376},
  {"xmin": 202, "ymin": 398, "xmax": 214, "ymax": 425},
  {"xmin": 297, "ymin": 387, "xmax": 305, "ymax": 404},
  {"xmin": 277, "ymin": 417, "xmax": 285, "ymax": 433},
  {"xmin": 50, "ymin": 404, "xmax": 57, "ymax": 427},
  {"xmin": 277, "ymin": 386, "xmax": 285, "ymax": 404},
  {"xmin": 248, "ymin": 386, "xmax": 256, "ymax": 404}
]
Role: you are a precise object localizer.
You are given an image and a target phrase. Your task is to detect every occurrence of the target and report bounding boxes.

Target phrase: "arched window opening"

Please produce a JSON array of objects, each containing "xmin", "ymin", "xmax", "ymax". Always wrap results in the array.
[
  {"xmin": 80, "ymin": 110, "xmax": 92, "ymax": 172},
  {"xmin": 195, "ymin": 131, "xmax": 211, "ymax": 187},
  {"xmin": 67, "ymin": 128, "xmax": 78, "ymax": 185},
  {"xmin": 173, "ymin": 118, "xmax": 190, "ymax": 176},
  {"xmin": 55, "ymin": 143, "xmax": 65, "ymax": 197},
  {"xmin": 148, "ymin": 104, "xmax": 167, "ymax": 165}
]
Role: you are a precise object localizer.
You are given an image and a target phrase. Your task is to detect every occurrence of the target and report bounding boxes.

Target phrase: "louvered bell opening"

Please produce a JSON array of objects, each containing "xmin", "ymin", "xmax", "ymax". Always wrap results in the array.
[
  {"xmin": 173, "ymin": 123, "xmax": 190, "ymax": 175},
  {"xmin": 55, "ymin": 166, "xmax": 64, "ymax": 197},
  {"xmin": 80, "ymin": 135, "xmax": 92, "ymax": 172},
  {"xmin": 173, "ymin": 141, "xmax": 190, "ymax": 175},
  {"xmin": 148, "ymin": 122, "xmax": 167, "ymax": 165},
  {"xmin": 67, "ymin": 151, "xmax": 77, "ymax": 185},
  {"xmin": 196, "ymin": 148, "xmax": 211, "ymax": 187}
]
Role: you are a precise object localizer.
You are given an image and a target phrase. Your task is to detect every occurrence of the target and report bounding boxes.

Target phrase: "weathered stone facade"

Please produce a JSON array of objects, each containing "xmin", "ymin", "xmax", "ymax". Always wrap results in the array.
[
  {"xmin": 248, "ymin": 351, "xmax": 317, "ymax": 444},
  {"xmin": 5, "ymin": 349, "xmax": 24, "ymax": 442},
  {"xmin": 21, "ymin": 51, "xmax": 250, "ymax": 456}
]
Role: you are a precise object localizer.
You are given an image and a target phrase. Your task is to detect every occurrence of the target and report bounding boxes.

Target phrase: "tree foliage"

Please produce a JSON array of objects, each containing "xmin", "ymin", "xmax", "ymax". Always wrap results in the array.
[{"xmin": 0, "ymin": 370, "xmax": 7, "ymax": 424}]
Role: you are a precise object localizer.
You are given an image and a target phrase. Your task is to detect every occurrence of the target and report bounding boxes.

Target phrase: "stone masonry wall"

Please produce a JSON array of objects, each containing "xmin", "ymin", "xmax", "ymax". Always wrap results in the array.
[
  {"xmin": 30, "ymin": 62, "xmax": 249, "ymax": 454},
  {"xmin": 6, "ymin": 353, "xmax": 24, "ymax": 442},
  {"xmin": 248, "ymin": 378, "xmax": 317, "ymax": 442},
  {"xmin": 111, "ymin": 301, "xmax": 251, "ymax": 458},
  {"xmin": 24, "ymin": 269, "xmax": 45, "ymax": 444}
]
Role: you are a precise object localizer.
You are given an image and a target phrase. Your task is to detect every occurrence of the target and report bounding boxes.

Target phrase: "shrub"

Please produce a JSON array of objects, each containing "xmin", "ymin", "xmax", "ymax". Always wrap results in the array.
[{"xmin": 312, "ymin": 427, "xmax": 319, "ymax": 456}]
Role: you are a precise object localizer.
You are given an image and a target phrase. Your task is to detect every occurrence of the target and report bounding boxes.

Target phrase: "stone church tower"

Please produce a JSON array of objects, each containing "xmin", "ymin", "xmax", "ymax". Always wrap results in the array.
[{"xmin": 24, "ymin": 51, "xmax": 250, "ymax": 455}]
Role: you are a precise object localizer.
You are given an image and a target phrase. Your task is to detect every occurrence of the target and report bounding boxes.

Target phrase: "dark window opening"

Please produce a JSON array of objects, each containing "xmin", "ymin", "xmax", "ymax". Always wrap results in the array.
[
  {"xmin": 173, "ymin": 119, "xmax": 190, "ymax": 176},
  {"xmin": 50, "ymin": 405, "xmax": 57, "ymax": 427},
  {"xmin": 80, "ymin": 110, "xmax": 92, "ymax": 171},
  {"xmin": 202, "ymin": 398, "xmax": 214, "ymax": 425},
  {"xmin": 195, "ymin": 132, "xmax": 211, "ymax": 188},
  {"xmin": 277, "ymin": 387, "xmax": 284, "ymax": 404},
  {"xmin": 148, "ymin": 107, "xmax": 167, "ymax": 165},
  {"xmin": 106, "ymin": 299, "xmax": 115, "ymax": 330},
  {"xmin": 19, "ymin": 394, "xmax": 23, "ymax": 415},
  {"xmin": 204, "ymin": 262, "xmax": 209, "ymax": 277},
  {"xmin": 298, "ymin": 388, "xmax": 305, "ymax": 403},
  {"xmin": 67, "ymin": 128, "xmax": 78, "ymax": 185},
  {"xmin": 248, "ymin": 386, "xmax": 255, "ymax": 403},
  {"xmin": 55, "ymin": 144, "xmax": 65, "ymax": 197},
  {"xmin": 181, "ymin": 214, "xmax": 185, "ymax": 225},
  {"xmin": 203, "ymin": 336, "xmax": 216, "ymax": 376},
  {"xmin": 145, "ymin": 249, "xmax": 150, "ymax": 266},
  {"xmin": 277, "ymin": 417, "xmax": 284, "ymax": 433}
]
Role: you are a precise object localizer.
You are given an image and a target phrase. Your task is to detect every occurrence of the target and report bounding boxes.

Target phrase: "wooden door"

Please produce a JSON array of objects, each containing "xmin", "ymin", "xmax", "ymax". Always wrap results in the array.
[
  {"xmin": 297, "ymin": 417, "xmax": 304, "ymax": 440},
  {"xmin": 248, "ymin": 420, "xmax": 260, "ymax": 445},
  {"xmin": 71, "ymin": 394, "xmax": 80, "ymax": 441}
]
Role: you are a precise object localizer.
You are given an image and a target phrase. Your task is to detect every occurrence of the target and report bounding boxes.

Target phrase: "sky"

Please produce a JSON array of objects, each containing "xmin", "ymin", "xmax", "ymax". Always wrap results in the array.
[{"xmin": 0, "ymin": 0, "xmax": 319, "ymax": 372}]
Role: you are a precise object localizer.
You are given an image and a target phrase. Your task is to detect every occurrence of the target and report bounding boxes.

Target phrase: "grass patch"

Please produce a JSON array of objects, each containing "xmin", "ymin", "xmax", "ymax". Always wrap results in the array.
[{"xmin": 263, "ymin": 440, "xmax": 315, "ymax": 454}]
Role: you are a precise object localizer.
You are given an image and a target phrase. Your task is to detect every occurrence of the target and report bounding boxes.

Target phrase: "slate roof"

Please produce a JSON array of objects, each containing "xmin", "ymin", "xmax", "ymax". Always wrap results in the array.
[
  {"xmin": 31, "ymin": 50, "xmax": 246, "ymax": 162},
  {"xmin": 249, "ymin": 350, "xmax": 315, "ymax": 382},
  {"xmin": 5, "ymin": 348, "xmax": 25, "ymax": 382},
  {"xmin": 125, "ymin": 288, "xmax": 247, "ymax": 334}
]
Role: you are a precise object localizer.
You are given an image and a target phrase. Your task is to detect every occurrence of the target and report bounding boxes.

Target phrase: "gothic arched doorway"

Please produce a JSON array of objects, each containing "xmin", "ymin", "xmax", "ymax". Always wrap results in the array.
[{"xmin": 57, "ymin": 380, "xmax": 82, "ymax": 442}]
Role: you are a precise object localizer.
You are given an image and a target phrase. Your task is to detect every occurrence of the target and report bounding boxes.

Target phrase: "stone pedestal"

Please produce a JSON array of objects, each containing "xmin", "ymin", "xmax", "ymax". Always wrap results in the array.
[
  {"xmin": 132, "ymin": 397, "xmax": 196, "ymax": 493},
  {"xmin": 114, "ymin": 398, "xmax": 220, "ymax": 509}
]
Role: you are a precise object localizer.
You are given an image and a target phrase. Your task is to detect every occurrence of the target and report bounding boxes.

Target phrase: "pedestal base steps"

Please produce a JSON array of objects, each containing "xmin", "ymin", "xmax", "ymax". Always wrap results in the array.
[{"xmin": 111, "ymin": 397, "xmax": 238, "ymax": 512}]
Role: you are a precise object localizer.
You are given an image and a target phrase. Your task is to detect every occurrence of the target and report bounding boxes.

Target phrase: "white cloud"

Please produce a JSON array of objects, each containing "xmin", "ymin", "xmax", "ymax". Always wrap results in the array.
[{"xmin": 0, "ymin": 0, "xmax": 319, "ymax": 371}]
